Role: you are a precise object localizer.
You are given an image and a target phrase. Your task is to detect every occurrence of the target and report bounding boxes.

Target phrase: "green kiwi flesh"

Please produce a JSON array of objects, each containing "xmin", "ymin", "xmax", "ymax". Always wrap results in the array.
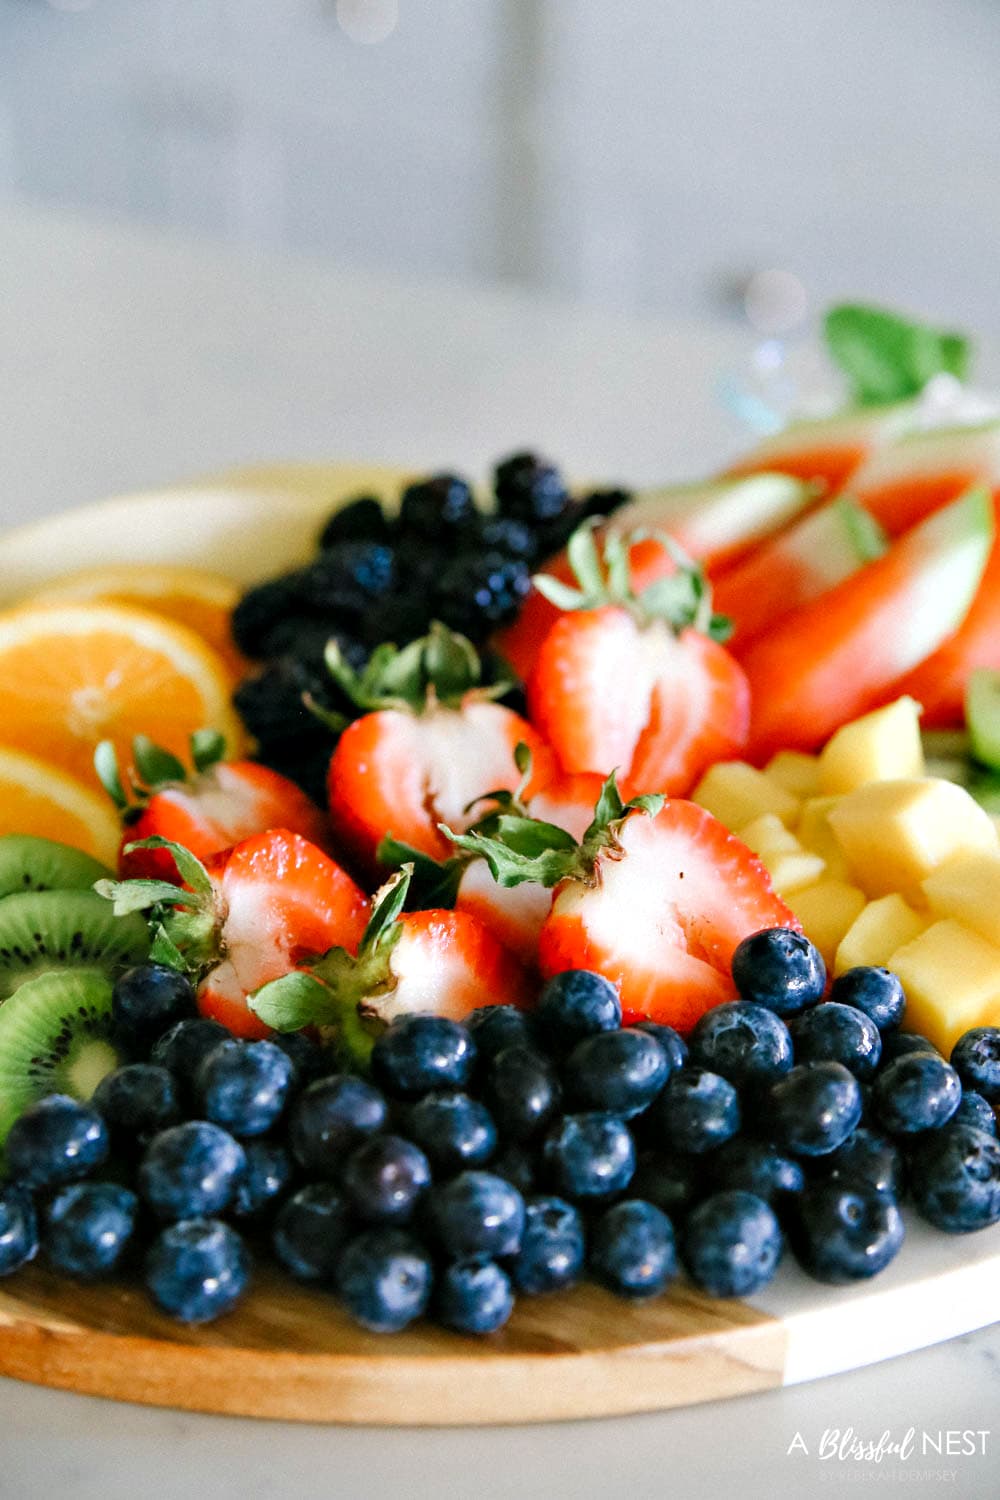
[
  {"xmin": 0, "ymin": 834, "xmax": 112, "ymax": 901},
  {"xmin": 0, "ymin": 969, "xmax": 122, "ymax": 1142},
  {"xmin": 0, "ymin": 889, "xmax": 149, "ymax": 1001}
]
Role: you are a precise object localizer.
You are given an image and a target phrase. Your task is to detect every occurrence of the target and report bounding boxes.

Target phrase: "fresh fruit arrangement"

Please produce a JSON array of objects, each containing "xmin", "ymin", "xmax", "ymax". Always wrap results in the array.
[{"xmin": 2, "ymin": 304, "xmax": 1000, "ymax": 1347}]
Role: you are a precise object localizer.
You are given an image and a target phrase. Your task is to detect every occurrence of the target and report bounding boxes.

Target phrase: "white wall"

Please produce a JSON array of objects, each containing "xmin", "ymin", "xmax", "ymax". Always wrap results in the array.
[{"xmin": 1, "ymin": 0, "xmax": 998, "ymax": 329}]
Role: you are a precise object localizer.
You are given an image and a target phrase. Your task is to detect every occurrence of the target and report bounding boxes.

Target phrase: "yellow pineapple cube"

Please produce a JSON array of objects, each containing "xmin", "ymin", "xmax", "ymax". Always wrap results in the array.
[
  {"xmin": 921, "ymin": 851, "xmax": 1000, "ymax": 950},
  {"xmin": 738, "ymin": 813, "xmax": 799, "ymax": 857},
  {"xmin": 797, "ymin": 796, "xmax": 852, "ymax": 880},
  {"xmin": 763, "ymin": 848, "xmax": 828, "ymax": 896},
  {"xmin": 789, "ymin": 879, "xmax": 867, "ymax": 969},
  {"xmin": 834, "ymin": 893, "xmax": 928, "ymax": 976},
  {"xmin": 692, "ymin": 761, "xmax": 800, "ymax": 831},
  {"xmin": 889, "ymin": 919, "xmax": 1000, "ymax": 1053},
  {"xmin": 828, "ymin": 778, "xmax": 997, "ymax": 900},
  {"xmin": 766, "ymin": 750, "xmax": 821, "ymax": 799},
  {"xmin": 818, "ymin": 696, "xmax": 925, "ymax": 795}
]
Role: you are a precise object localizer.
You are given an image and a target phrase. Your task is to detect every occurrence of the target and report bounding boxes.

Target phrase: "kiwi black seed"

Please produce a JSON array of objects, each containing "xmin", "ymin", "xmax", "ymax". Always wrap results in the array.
[
  {"xmin": 0, "ymin": 970, "xmax": 124, "ymax": 1142},
  {"xmin": 0, "ymin": 834, "xmax": 112, "ymax": 902},
  {"xmin": 0, "ymin": 890, "xmax": 149, "ymax": 1001}
]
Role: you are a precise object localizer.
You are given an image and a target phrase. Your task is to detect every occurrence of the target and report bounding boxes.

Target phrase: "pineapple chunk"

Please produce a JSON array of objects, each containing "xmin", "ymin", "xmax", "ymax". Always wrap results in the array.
[
  {"xmin": 692, "ymin": 761, "xmax": 800, "ymax": 831},
  {"xmin": 766, "ymin": 750, "xmax": 821, "ymax": 799},
  {"xmin": 789, "ymin": 879, "xmax": 867, "ymax": 970},
  {"xmin": 923, "ymin": 851, "xmax": 1000, "ymax": 949},
  {"xmin": 764, "ymin": 848, "xmax": 827, "ymax": 896},
  {"xmin": 818, "ymin": 696, "xmax": 925, "ymax": 795},
  {"xmin": 738, "ymin": 813, "xmax": 799, "ymax": 857},
  {"xmin": 797, "ymin": 796, "xmax": 852, "ymax": 880},
  {"xmin": 828, "ymin": 778, "xmax": 997, "ymax": 900},
  {"xmin": 889, "ymin": 919, "xmax": 1000, "ymax": 1053},
  {"xmin": 834, "ymin": 893, "xmax": 928, "ymax": 976}
]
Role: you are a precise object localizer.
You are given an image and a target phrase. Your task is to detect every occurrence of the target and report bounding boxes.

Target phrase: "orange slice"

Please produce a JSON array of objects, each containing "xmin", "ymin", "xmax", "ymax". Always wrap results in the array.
[
  {"xmin": 0, "ymin": 746, "xmax": 121, "ymax": 864},
  {"xmin": 29, "ymin": 564, "xmax": 246, "ymax": 679},
  {"xmin": 0, "ymin": 602, "xmax": 244, "ymax": 788}
]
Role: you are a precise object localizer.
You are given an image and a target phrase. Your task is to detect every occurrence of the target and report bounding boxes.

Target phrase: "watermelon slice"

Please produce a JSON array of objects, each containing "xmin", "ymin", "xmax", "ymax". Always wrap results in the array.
[
  {"xmin": 724, "ymin": 403, "xmax": 917, "ymax": 493},
  {"xmin": 850, "ymin": 421, "xmax": 1000, "ymax": 534}
]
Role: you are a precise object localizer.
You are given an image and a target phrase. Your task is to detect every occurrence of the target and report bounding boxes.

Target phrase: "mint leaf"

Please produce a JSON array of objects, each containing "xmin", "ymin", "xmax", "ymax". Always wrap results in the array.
[{"xmin": 824, "ymin": 304, "xmax": 971, "ymax": 406}]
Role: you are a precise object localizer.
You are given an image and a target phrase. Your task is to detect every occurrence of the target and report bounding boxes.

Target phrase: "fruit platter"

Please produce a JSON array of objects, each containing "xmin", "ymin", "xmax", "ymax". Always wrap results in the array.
[{"xmin": 0, "ymin": 306, "xmax": 999, "ymax": 1425}]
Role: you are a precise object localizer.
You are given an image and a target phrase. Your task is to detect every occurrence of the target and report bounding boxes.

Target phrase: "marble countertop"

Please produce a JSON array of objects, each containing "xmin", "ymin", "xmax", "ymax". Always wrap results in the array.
[{"xmin": 1, "ymin": 203, "xmax": 998, "ymax": 1500}]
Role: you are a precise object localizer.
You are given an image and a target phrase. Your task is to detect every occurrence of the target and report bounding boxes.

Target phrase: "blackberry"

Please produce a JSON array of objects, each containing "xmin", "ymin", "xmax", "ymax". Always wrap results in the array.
[
  {"xmin": 434, "ymin": 552, "xmax": 532, "ymax": 641},
  {"xmin": 494, "ymin": 452, "xmax": 570, "ymax": 527},
  {"xmin": 474, "ymin": 516, "xmax": 539, "ymax": 561},
  {"xmin": 230, "ymin": 572, "xmax": 308, "ymax": 659},
  {"xmin": 399, "ymin": 474, "xmax": 477, "ymax": 540},
  {"xmin": 298, "ymin": 543, "xmax": 398, "ymax": 617},
  {"xmin": 318, "ymin": 495, "xmax": 392, "ymax": 549},
  {"xmin": 233, "ymin": 657, "xmax": 347, "ymax": 747},
  {"xmin": 253, "ymin": 740, "xmax": 332, "ymax": 811},
  {"xmin": 577, "ymin": 487, "xmax": 632, "ymax": 523}
]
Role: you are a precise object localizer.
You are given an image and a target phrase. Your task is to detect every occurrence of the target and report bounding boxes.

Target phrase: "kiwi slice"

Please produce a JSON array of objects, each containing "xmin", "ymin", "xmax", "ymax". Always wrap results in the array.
[
  {"xmin": 0, "ymin": 970, "xmax": 122, "ymax": 1143},
  {"xmin": 0, "ymin": 889, "xmax": 149, "ymax": 1001},
  {"xmin": 0, "ymin": 835, "xmax": 112, "ymax": 902}
]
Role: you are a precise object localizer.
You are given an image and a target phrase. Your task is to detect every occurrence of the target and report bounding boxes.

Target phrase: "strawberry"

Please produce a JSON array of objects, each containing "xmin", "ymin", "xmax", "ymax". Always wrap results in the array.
[
  {"xmin": 249, "ymin": 866, "xmax": 527, "ymax": 1065},
  {"xmin": 97, "ymin": 829, "xmax": 369, "ymax": 1039},
  {"xmin": 526, "ymin": 524, "xmax": 749, "ymax": 798},
  {"xmin": 325, "ymin": 623, "xmax": 556, "ymax": 871},
  {"xmin": 96, "ymin": 730, "xmax": 329, "ymax": 883},
  {"xmin": 451, "ymin": 773, "xmax": 798, "ymax": 1035}
]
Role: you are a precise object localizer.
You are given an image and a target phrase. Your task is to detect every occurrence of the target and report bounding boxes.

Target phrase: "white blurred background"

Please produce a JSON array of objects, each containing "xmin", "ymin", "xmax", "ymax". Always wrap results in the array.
[{"xmin": 1, "ymin": 0, "xmax": 999, "ymax": 333}]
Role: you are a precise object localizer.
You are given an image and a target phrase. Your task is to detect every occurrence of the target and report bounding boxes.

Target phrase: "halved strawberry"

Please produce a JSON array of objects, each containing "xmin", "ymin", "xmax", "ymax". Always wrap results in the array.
[
  {"xmin": 526, "ymin": 524, "xmax": 749, "ymax": 798},
  {"xmin": 451, "ymin": 774, "xmax": 798, "ymax": 1034},
  {"xmin": 97, "ymin": 829, "xmax": 369, "ymax": 1039},
  {"xmin": 249, "ymin": 866, "xmax": 527, "ymax": 1064},
  {"xmin": 326, "ymin": 624, "xmax": 556, "ymax": 870},
  {"xmin": 96, "ymin": 730, "xmax": 329, "ymax": 883}
]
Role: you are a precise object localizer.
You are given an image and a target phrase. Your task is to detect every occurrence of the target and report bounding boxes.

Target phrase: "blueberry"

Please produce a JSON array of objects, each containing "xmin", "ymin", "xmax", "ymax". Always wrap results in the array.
[
  {"xmin": 231, "ymin": 1139, "xmax": 294, "ymax": 1220},
  {"xmin": 689, "ymin": 1003, "xmax": 793, "ymax": 1091},
  {"xmin": 632, "ymin": 1022, "xmax": 689, "ymax": 1072},
  {"xmin": 92, "ymin": 1064, "xmax": 181, "ymax": 1140},
  {"xmin": 952, "ymin": 1090, "xmax": 997, "ymax": 1138},
  {"xmin": 465, "ymin": 1004, "xmax": 537, "ymax": 1064},
  {"xmin": 485, "ymin": 1044, "xmax": 562, "ymax": 1143},
  {"xmin": 474, "ymin": 516, "xmax": 539, "ymax": 561},
  {"xmin": 0, "ymin": 1184, "xmax": 38, "ymax": 1276},
  {"xmin": 511, "ymin": 1195, "xmax": 585, "ymax": 1294},
  {"xmin": 536, "ymin": 970, "xmax": 622, "ymax": 1050},
  {"xmin": 404, "ymin": 1092, "xmax": 497, "ymax": 1174},
  {"xmin": 195, "ymin": 1040, "xmax": 295, "ymax": 1138},
  {"xmin": 731, "ymin": 928, "xmax": 826, "ymax": 1016},
  {"xmin": 399, "ymin": 473, "xmax": 477, "ymax": 540},
  {"xmin": 629, "ymin": 1152, "xmax": 704, "ymax": 1217},
  {"xmin": 950, "ymin": 1027, "xmax": 1000, "ymax": 1104},
  {"xmin": 271, "ymin": 1183, "xmax": 353, "ymax": 1280},
  {"xmin": 495, "ymin": 452, "xmax": 570, "ymax": 527},
  {"xmin": 426, "ymin": 1171, "xmax": 526, "ymax": 1259},
  {"xmin": 318, "ymin": 495, "xmax": 392, "ymax": 549},
  {"xmin": 590, "ymin": 1200, "xmax": 677, "ymax": 1299},
  {"xmin": 830, "ymin": 967, "xmax": 906, "ymax": 1032},
  {"xmin": 873, "ymin": 1053, "xmax": 962, "ymax": 1136},
  {"xmin": 5, "ymin": 1095, "xmax": 109, "ymax": 1190},
  {"xmin": 145, "ymin": 1218, "xmax": 251, "ymax": 1323},
  {"xmin": 681, "ymin": 1190, "xmax": 783, "ymax": 1297},
  {"xmin": 489, "ymin": 1145, "xmax": 538, "ymax": 1196},
  {"xmin": 435, "ymin": 552, "xmax": 532, "ymax": 640},
  {"xmin": 824, "ymin": 1127, "xmax": 903, "ymax": 1198},
  {"xmin": 138, "ymin": 1121, "xmax": 247, "ymax": 1221},
  {"xmin": 288, "ymin": 1074, "xmax": 387, "ymax": 1176},
  {"xmin": 342, "ymin": 1134, "xmax": 431, "ymax": 1225},
  {"xmin": 565, "ymin": 1029, "xmax": 669, "ymax": 1118},
  {"xmin": 371, "ymin": 1016, "xmax": 476, "ymax": 1098},
  {"xmin": 542, "ymin": 1113, "xmax": 635, "ymax": 1200},
  {"xmin": 435, "ymin": 1258, "xmax": 514, "ymax": 1335},
  {"xmin": 648, "ymin": 1068, "xmax": 741, "ymax": 1155},
  {"xmin": 791, "ymin": 1181, "xmax": 904, "ymax": 1282},
  {"xmin": 789, "ymin": 1002, "xmax": 882, "ymax": 1081},
  {"xmin": 709, "ymin": 1137, "xmax": 805, "ymax": 1206},
  {"xmin": 336, "ymin": 1228, "xmax": 433, "ymax": 1332},
  {"xmin": 769, "ymin": 1062, "xmax": 863, "ymax": 1157},
  {"xmin": 909, "ymin": 1123, "xmax": 1000, "ymax": 1233},
  {"xmin": 880, "ymin": 1030, "xmax": 940, "ymax": 1066},
  {"xmin": 111, "ymin": 963, "xmax": 196, "ymax": 1043},
  {"xmin": 44, "ymin": 1182, "xmax": 138, "ymax": 1279},
  {"xmin": 151, "ymin": 1017, "xmax": 231, "ymax": 1083},
  {"xmin": 269, "ymin": 1031, "xmax": 335, "ymax": 1091}
]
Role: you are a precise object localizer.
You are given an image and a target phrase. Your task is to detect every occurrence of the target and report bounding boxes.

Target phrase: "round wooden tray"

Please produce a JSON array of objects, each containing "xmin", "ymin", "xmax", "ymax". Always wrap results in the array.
[{"xmin": 1, "ymin": 466, "xmax": 998, "ymax": 1425}]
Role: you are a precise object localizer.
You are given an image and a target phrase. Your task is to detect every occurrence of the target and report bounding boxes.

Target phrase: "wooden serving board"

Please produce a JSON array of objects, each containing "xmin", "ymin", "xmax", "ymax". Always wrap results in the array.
[{"xmin": 1, "ymin": 469, "xmax": 999, "ymax": 1424}]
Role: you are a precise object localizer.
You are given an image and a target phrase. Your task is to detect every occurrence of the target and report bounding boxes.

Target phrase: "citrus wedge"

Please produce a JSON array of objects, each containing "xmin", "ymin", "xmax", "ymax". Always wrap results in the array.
[
  {"xmin": 29, "ymin": 563, "xmax": 246, "ymax": 679},
  {"xmin": 0, "ymin": 745, "xmax": 120, "ymax": 864},
  {"xmin": 0, "ymin": 602, "xmax": 243, "ymax": 787}
]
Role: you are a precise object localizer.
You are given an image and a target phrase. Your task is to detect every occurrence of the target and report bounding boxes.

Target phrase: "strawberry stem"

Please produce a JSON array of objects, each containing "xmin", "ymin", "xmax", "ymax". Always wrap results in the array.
[{"xmin": 325, "ymin": 622, "xmax": 513, "ymax": 715}]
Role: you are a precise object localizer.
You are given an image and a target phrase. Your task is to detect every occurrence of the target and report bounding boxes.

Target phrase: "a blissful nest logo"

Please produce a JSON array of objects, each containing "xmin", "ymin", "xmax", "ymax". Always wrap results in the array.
[{"xmin": 786, "ymin": 1427, "xmax": 990, "ymax": 1482}]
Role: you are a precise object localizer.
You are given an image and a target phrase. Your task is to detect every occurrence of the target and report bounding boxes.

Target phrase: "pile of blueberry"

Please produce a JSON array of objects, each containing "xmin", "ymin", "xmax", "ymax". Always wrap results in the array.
[
  {"xmin": 230, "ymin": 454, "xmax": 629, "ymax": 802},
  {"xmin": 1, "ymin": 932, "xmax": 999, "ymax": 1336}
]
